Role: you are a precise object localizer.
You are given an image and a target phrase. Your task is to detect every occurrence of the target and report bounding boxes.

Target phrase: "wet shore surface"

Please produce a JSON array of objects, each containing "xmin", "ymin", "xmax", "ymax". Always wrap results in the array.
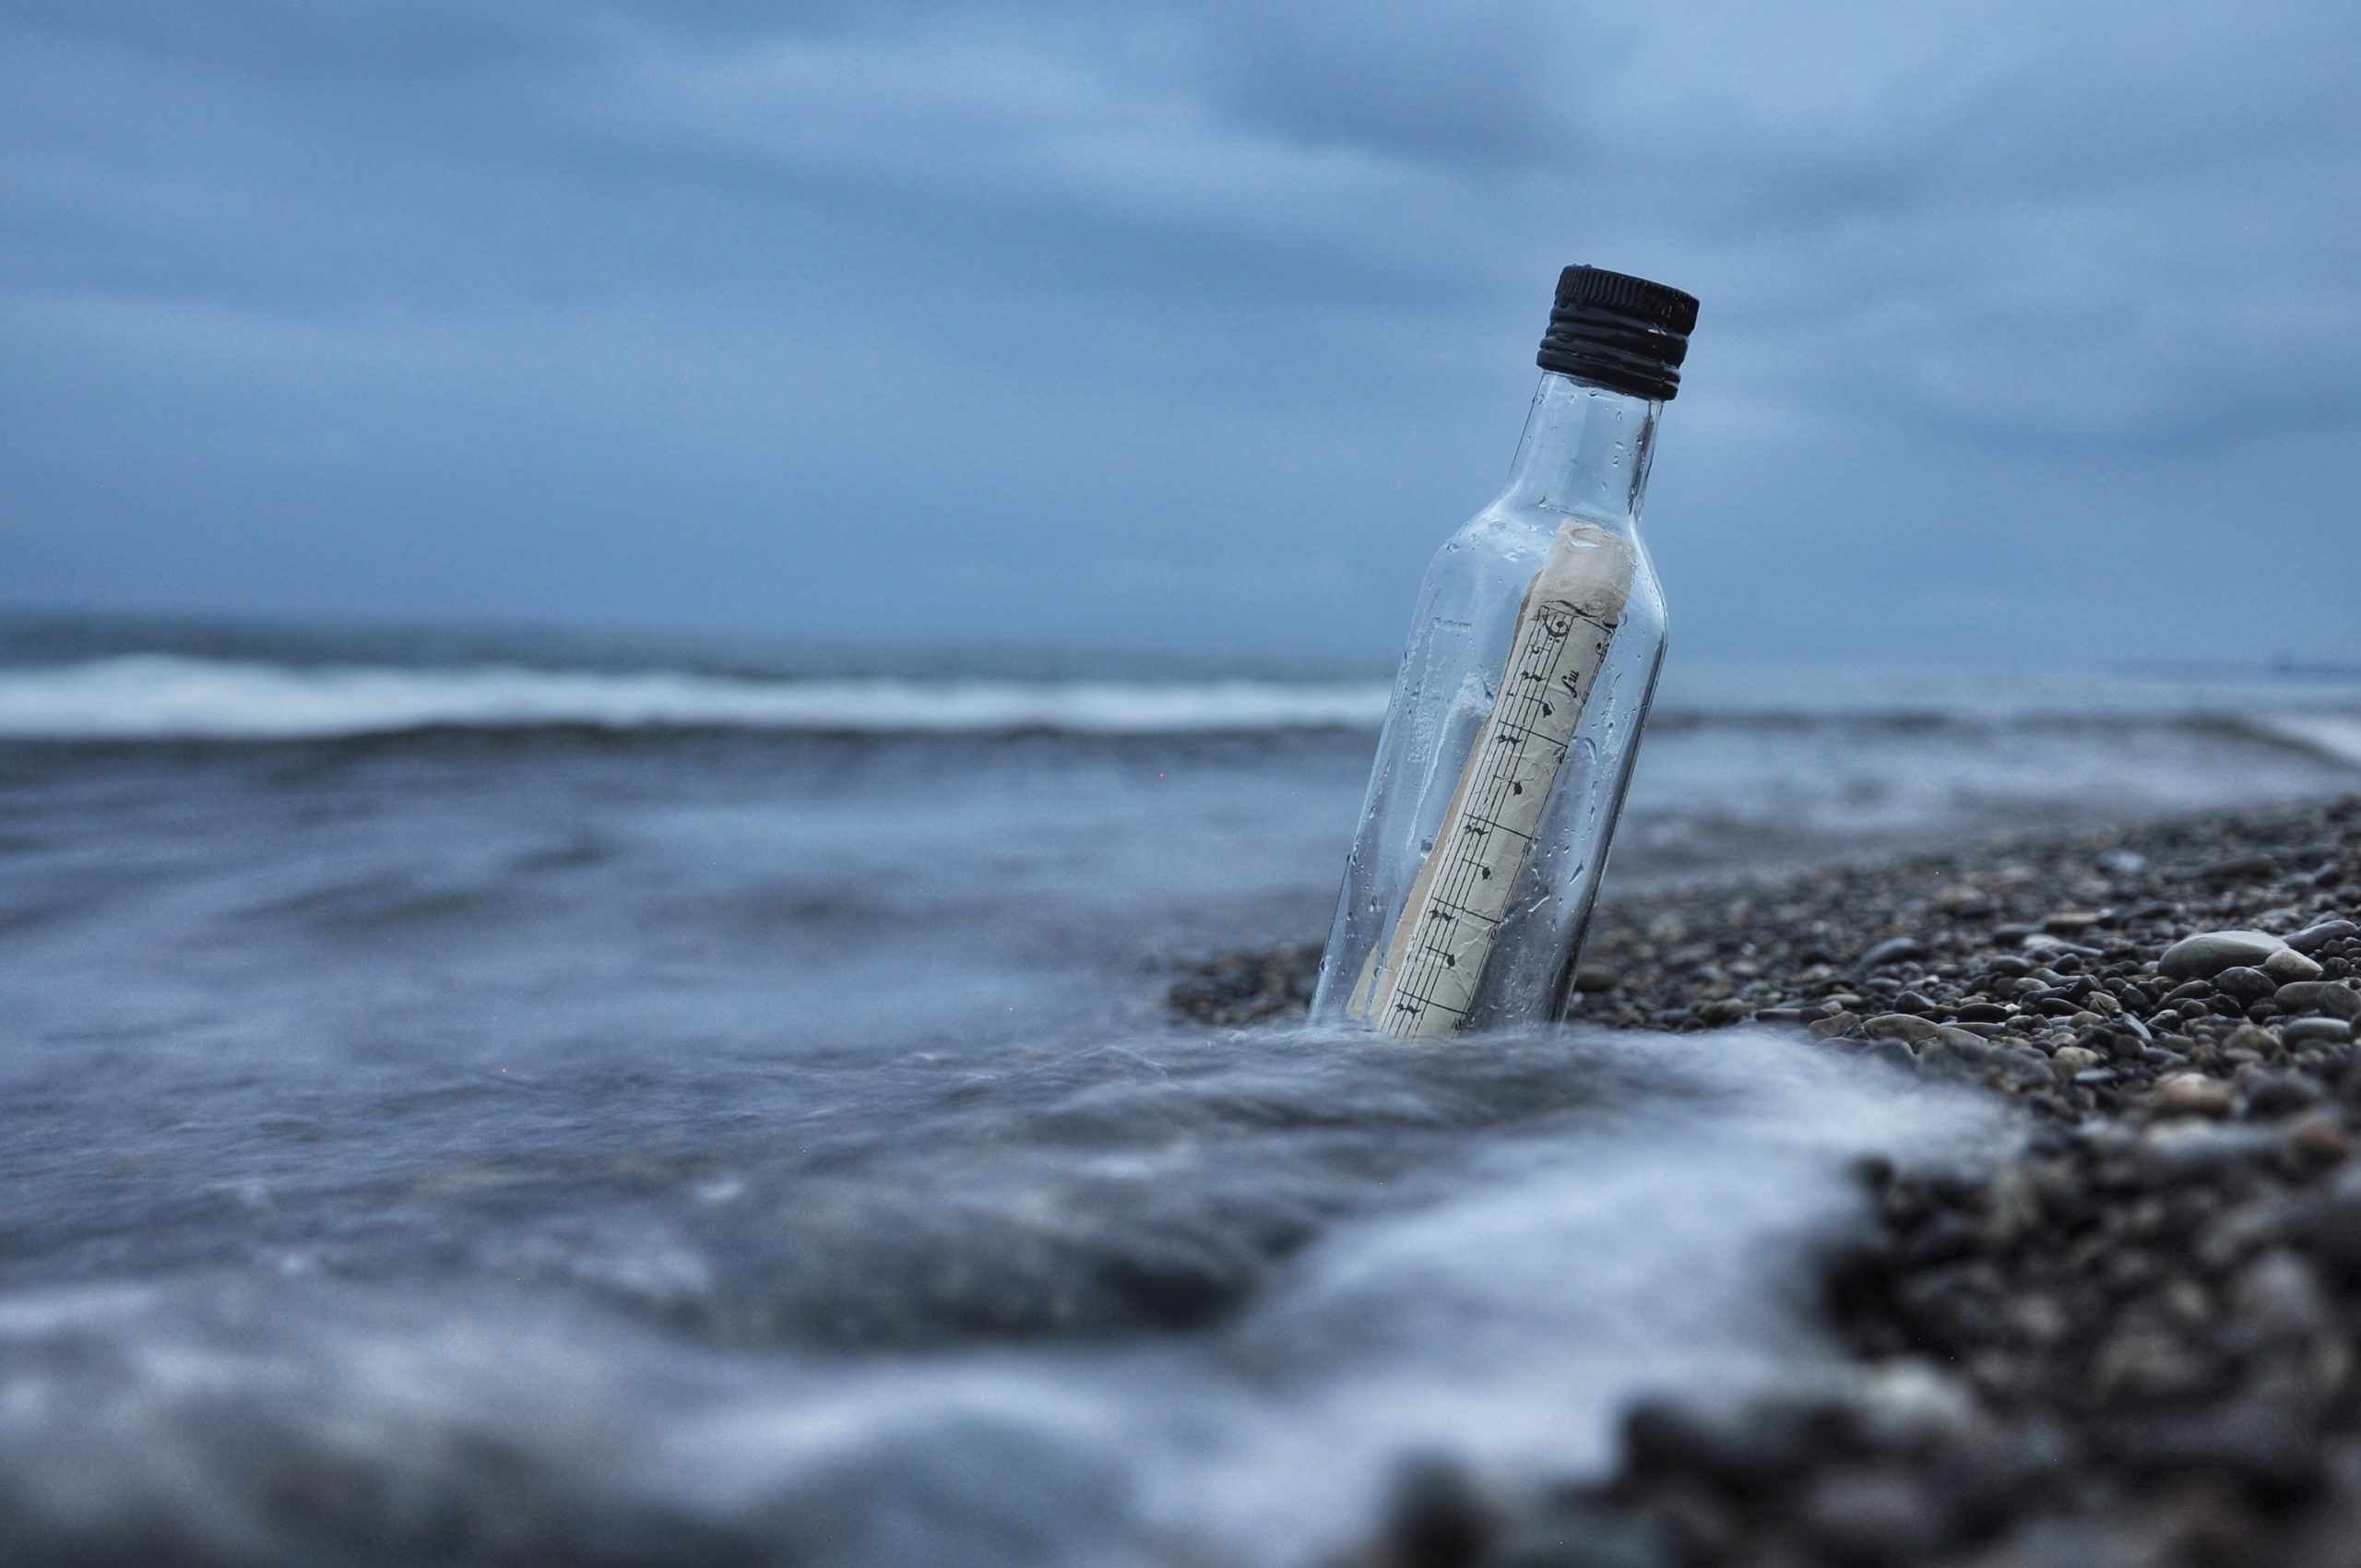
[
  {"xmin": 6, "ymin": 696, "xmax": 2357, "ymax": 1566},
  {"xmin": 1176, "ymin": 794, "xmax": 2361, "ymax": 1567},
  {"xmin": 0, "ymin": 728, "xmax": 2005, "ymax": 1568}
]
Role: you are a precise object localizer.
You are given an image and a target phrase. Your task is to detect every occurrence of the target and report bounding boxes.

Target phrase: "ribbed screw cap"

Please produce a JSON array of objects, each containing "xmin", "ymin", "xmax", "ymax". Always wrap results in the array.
[{"xmin": 1536, "ymin": 265, "xmax": 1701, "ymax": 402}]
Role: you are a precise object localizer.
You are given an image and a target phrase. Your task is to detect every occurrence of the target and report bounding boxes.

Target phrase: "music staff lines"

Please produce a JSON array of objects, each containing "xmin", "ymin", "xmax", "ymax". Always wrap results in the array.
[{"xmin": 1366, "ymin": 526, "xmax": 1636, "ymax": 1039}]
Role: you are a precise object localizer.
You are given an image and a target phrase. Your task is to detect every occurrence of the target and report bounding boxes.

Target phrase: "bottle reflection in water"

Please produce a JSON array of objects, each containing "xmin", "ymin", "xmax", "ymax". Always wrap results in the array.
[{"xmin": 1313, "ymin": 266, "xmax": 1701, "ymax": 1038}]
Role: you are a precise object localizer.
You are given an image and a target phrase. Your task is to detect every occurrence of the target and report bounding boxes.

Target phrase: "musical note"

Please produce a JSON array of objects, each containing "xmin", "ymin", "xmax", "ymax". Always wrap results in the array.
[{"xmin": 1361, "ymin": 522, "xmax": 1636, "ymax": 1039}]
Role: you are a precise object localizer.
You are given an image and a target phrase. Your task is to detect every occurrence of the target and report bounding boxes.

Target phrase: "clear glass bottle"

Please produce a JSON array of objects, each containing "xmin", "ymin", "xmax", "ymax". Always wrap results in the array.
[{"xmin": 1312, "ymin": 266, "xmax": 1699, "ymax": 1038}]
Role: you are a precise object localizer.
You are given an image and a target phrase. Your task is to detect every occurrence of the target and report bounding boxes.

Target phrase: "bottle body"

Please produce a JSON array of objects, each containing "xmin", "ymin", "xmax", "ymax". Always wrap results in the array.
[{"xmin": 1311, "ymin": 372, "xmax": 1668, "ymax": 1036}]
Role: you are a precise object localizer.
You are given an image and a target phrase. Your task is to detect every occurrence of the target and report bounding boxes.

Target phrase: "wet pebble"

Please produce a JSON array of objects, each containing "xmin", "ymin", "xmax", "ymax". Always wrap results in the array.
[
  {"xmin": 2246, "ymin": 1072, "xmax": 2327, "ymax": 1118},
  {"xmin": 1920, "ymin": 1034, "xmax": 1996, "ymax": 1077},
  {"xmin": 1861, "ymin": 1039, "xmax": 1919, "ymax": 1071},
  {"xmin": 2155, "ymin": 1074, "xmax": 2236, "ymax": 1116},
  {"xmin": 2266, "ymin": 947, "xmax": 2329, "ymax": 983},
  {"xmin": 1797, "ymin": 1467, "xmax": 1945, "ymax": 1562},
  {"xmin": 1866, "ymin": 1013, "xmax": 1940, "ymax": 1046},
  {"xmin": 1268, "ymin": 796, "xmax": 2361, "ymax": 1568},
  {"xmin": 2228, "ymin": 1250, "xmax": 2333, "ymax": 1345},
  {"xmin": 2158, "ymin": 930, "xmax": 2290, "ymax": 980},
  {"xmin": 2283, "ymin": 1113, "xmax": 2353, "ymax": 1167},
  {"xmin": 1857, "ymin": 936, "xmax": 1928, "ymax": 969},
  {"xmin": 2052, "ymin": 1045, "xmax": 2105, "ymax": 1077},
  {"xmin": 2213, "ymin": 966, "xmax": 2280, "ymax": 1004},
  {"xmin": 2277, "ymin": 982, "xmax": 2361, "ymax": 1021},
  {"xmin": 2290, "ymin": 920, "xmax": 2359, "ymax": 955}
]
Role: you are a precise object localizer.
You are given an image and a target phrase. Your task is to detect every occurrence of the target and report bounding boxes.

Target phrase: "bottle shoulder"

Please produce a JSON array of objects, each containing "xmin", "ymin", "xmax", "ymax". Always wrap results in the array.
[
  {"xmin": 1411, "ymin": 501, "xmax": 1665, "ymax": 648},
  {"xmin": 1429, "ymin": 501, "xmax": 1659, "ymax": 584}
]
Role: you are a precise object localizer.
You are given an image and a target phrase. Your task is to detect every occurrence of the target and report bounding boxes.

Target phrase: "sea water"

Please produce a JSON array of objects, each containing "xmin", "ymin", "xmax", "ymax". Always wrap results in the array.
[{"xmin": 2, "ymin": 617, "xmax": 2357, "ymax": 1563}]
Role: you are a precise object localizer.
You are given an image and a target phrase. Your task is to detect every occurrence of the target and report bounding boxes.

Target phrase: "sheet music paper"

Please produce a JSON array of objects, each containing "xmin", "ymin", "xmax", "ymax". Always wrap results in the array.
[{"xmin": 1356, "ymin": 521, "xmax": 1634, "ymax": 1039}]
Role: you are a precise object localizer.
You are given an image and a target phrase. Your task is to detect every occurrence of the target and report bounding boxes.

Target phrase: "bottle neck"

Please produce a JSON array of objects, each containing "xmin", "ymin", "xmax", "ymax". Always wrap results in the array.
[{"xmin": 1500, "ymin": 371, "xmax": 1661, "ymax": 529}]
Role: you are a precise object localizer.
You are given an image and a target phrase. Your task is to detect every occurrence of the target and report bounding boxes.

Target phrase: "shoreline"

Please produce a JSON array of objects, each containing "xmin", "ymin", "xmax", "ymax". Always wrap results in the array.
[{"xmin": 1171, "ymin": 793, "xmax": 2361, "ymax": 1567}]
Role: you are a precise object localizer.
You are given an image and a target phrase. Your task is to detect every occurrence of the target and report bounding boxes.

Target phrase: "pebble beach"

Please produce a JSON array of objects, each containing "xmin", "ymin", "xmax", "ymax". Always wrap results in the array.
[{"xmin": 1174, "ymin": 794, "xmax": 2361, "ymax": 1567}]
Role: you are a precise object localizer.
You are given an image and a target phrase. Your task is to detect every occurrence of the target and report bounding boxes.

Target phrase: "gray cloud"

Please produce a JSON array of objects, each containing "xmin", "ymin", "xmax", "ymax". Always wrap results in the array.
[{"xmin": 2, "ymin": 0, "xmax": 2357, "ymax": 666}]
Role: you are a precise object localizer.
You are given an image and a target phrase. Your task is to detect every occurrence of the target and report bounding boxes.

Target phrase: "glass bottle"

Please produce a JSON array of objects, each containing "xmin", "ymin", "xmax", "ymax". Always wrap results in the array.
[{"xmin": 1312, "ymin": 266, "xmax": 1699, "ymax": 1038}]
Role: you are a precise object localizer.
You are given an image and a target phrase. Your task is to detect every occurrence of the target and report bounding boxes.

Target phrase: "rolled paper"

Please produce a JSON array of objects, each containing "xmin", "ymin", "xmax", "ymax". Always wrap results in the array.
[{"xmin": 1358, "ymin": 522, "xmax": 1634, "ymax": 1038}]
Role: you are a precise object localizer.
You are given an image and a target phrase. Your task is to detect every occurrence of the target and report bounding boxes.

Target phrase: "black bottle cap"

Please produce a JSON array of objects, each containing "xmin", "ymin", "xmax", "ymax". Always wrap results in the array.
[{"xmin": 1536, "ymin": 265, "xmax": 1700, "ymax": 402}]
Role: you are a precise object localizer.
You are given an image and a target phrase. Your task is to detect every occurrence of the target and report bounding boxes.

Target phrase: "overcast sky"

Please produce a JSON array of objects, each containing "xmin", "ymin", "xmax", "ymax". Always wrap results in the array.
[{"xmin": 4, "ymin": 1, "xmax": 2356, "ymax": 671}]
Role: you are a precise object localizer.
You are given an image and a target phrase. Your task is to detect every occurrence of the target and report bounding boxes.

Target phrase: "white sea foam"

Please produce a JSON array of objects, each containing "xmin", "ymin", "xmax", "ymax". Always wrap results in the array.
[
  {"xmin": 2240, "ymin": 712, "xmax": 2361, "ymax": 768},
  {"xmin": 1647, "ymin": 662, "xmax": 2361, "ymax": 731},
  {"xmin": 5, "ymin": 654, "xmax": 2361, "ymax": 758},
  {"xmin": 0, "ymin": 656, "xmax": 1393, "ymax": 739},
  {"xmin": 0, "ymin": 1028, "xmax": 2009, "ymax": 1568}
]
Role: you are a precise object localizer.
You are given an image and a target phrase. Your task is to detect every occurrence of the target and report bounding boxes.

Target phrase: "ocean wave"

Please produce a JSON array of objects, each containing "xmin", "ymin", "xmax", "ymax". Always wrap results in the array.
[
  {"xmin": 1646, "ymin": 665, "xmax": 2361, "ymax": 730},
  {"xmin": 0, "ymin": 656, "xmax": 1394, "ymax": 740},
  {"xmin": 2237, "ymin": 713, "xmax": 2361, "ymax": 768},
  {"xmin": 3, "ymin": 655, "xmax": 2360, "ymax": 756}
]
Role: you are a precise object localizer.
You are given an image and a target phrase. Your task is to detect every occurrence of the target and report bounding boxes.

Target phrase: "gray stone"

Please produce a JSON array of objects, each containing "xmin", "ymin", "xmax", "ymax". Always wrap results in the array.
[
  {"xmin": 2245, "ymin": 1071, "xmax": 2326, "ymax": 1117},
  {"xmin": 2289, "ymin": 919, "xmax": 2359, "ymax": 955},
  {"xmin": 2158, "ymin": 929, "xmax": 2289, "ymax": 980},
  {"xmin": 1847, "ymin": 1361, "xmax": 1983, "ymax": 1446},
  {"xmin": 2154, "ymin": 1073, "xmax": 2236, "ymax": 1116},
  {"xmin": 2094, "ymin": 1331, "xmax": 2214, "ymax": 1399},
  {"xmin": 1798, "ymin": 1467, "xmax": 1943, "ymax": 1563},
  {"xmin": 2277, "ymin": 981, "xmax": 2361, "ymax": 1021},
  {"xmin": 2282, "ymin": 1112, "xmax": 2351, "ymax": 1166},
  {"xmin": 1920, "ymin": 1033, "xmax": 1998, "ymax": 1077},
  {"xmin": 2284, "ymin": 1017, "xmax": 2355, "ymax": 1048},
  {"xmin": 2213, "ymin": 965, "xmax": 2280, "ymax": 1004},
  {"xmin": 1866, "ymin": 1012, "xmax": 1941, "ymax": 1045},
  {"xmin": 2298, "ymin": 1166, "xmax": 2361, "ymax": 1275},
  {"xmin": 2052, "ymin": 1045, "xmax": 2106, "ymax": 1077},
  {"xmin": 2263, "ymin": 946, "xmax": 2327, "ymax": 982},
  {"xmin": 1999, "ymin": 1045, "xmax": 2056, "ymax": 1087},
  {"xmin": 2227, "ymin": 1251, "xmax": 2333, "ymax": 1348},
  {"xmin": 1857, "ymin": 935, "xmax": 1928, "ymax": 969},
  {"xmin": 2021, "ymin": 933, "xmax": 2104, "ymax": 957},
  {"xmin": 2223, "ymin": 1022, "xmax": 2281, "ymax": 1057},
  {"xmin": 1861, "ymin": 1039, "xmax": 1920, "ymax": 1071}
]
